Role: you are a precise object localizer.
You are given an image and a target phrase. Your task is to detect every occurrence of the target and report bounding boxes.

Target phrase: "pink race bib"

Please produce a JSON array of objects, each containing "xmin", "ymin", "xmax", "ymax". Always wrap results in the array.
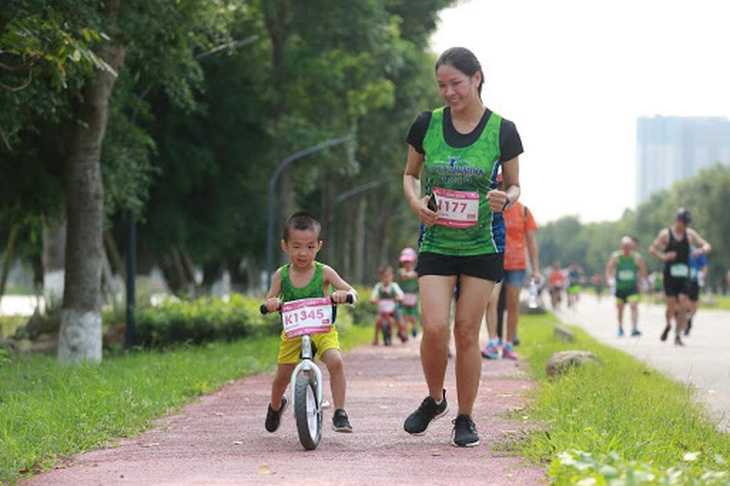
[
  {"xmin": 432, "ymin": 187, "xmax": 479, "ymax": 228},
  {"xmin": 281, "ymin": 297, "xmax": 333, "ymax": 339}
]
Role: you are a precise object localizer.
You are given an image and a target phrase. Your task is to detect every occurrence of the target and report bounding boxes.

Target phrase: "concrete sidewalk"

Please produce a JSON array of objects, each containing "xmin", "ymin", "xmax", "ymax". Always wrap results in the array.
[
  {"xmin": 23, "ymin": 336, "xmax": 546, "ymax": 485},
  {"xmin": 553, "ymin": 294, "xmax": 730, "ymax": 432}
]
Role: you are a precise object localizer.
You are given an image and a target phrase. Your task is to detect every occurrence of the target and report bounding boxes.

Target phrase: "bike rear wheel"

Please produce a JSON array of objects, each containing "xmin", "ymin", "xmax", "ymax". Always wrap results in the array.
[
  {"xmin": 294, "ymin": 372, "xmax": 322, "ymax": 450},
  {"xmin": 382, "ymin": 319, "xmax": 392, "ymax": 346}
]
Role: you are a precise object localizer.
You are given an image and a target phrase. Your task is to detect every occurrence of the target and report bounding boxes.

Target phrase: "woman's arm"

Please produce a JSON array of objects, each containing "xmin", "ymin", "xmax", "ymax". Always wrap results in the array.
[{"xmin": 403, "ymin": 145, "xmax": 438, "ymax": 227}]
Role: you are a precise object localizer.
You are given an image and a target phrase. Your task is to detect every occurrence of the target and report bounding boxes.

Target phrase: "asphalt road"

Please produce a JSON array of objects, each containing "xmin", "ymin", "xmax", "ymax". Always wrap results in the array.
[{"xmin": 552, "ymin": 293, "xmax": 730, "ymax": 432}]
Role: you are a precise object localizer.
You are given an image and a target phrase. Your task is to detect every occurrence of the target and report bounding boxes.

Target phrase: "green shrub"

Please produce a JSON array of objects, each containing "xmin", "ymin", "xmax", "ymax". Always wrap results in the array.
[{"xmin": 135, "ymin": 294, "xmax": 279, "ymax": 348}]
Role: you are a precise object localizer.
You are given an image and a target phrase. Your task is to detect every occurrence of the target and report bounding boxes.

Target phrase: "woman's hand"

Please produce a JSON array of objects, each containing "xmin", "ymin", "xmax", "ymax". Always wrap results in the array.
[
  {"xmin": 415, "ymin": 195, "xmax": 439, "ymax": 227},
  {"xmin": 486, "ymin": 189, "xmax": 509, "ymax": 213}
]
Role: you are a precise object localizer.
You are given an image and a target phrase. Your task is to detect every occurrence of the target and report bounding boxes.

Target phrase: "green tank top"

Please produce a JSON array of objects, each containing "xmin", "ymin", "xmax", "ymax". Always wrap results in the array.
[
  {"xmin": 420, "ymin": 107, "xmax": 504, "ymax": 256},
  {"xmin": 280, "ymin": 261, "xmax": 325, "ymax": 301},
  {"xmin": 397, "ymin": 269, "xmax": 419, "ymax": 294},
  {"xmin": 616, "ymin": 254, "xmax": 638, "ymax": 290}
]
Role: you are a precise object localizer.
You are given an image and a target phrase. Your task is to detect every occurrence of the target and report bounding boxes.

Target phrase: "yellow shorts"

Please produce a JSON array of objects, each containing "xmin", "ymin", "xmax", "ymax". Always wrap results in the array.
[{"xmin": 277, "ymin": 326, "xmax": 341, "ymax": 364}]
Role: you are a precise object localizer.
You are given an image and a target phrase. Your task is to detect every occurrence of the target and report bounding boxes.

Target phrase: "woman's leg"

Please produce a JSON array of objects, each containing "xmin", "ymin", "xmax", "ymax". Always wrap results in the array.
[
  {"xmin": 453, "ymin": 275, "xmax": 495, "ymax": 416},
  {"xmin": 418, "ymin": 274, "xmax": 458, "ymax": 400}
]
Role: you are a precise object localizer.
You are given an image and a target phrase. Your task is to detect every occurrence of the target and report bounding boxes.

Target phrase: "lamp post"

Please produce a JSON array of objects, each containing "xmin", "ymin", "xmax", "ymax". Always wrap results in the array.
[{"xmin": 265, "ymin": 136, "xmax": 351, "ymax": 288}]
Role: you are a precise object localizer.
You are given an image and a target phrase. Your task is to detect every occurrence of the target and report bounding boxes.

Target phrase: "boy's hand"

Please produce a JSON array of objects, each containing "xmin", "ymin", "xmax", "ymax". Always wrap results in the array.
[
  {"xmin": 264, "ymin": 297, "xmax": 281, "ymax": 312},
  {"xmin": 331, "ymin": 290, "xmax": 355, "ymax": 304}
]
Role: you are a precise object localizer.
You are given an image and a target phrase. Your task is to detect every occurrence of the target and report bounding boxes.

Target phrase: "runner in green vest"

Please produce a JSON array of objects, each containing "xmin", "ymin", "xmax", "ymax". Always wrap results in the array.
[
  {"xmin": 605, "ymin": 236, "xmax": 648, "ymax": 337},
  {"xmin": 402, "ymin": 47, "xmax": 523, "ymax": 448}
]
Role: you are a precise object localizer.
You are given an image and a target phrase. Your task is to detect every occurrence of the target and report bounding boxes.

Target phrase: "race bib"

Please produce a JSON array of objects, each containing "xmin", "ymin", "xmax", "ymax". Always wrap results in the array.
[
  {"xmin": 378, "ymin": 298, "xmax": 396, "ymax": 314},
  {"xmin": 403, "ymin": 293, "xmax": 418, "ymax": 307},
  {"xmin": 281, "ymin": 297, "xmax": 333, "ymax": 339},
  {"xmin": 670, "ymin": 263, "xmax": 689, "ymax": 278},
  {"xmin": 432, "ymin": 187, "xmax": 479, "ymax": 228},
  {"xmin": 617, "ymin": 270, "xmax": 635, "ymax": 281}
]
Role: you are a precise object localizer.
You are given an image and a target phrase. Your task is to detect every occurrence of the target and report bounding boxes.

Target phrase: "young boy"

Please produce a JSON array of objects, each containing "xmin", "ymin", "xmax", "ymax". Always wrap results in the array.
[
  {"xmin": 370, "ymin": 264, "xmax": 404, "ymax": 345},
  {"xmin": 397, "ymin": 247, "xmax": 420, "ymax": 338},
  {"xmin": 263, "ymin": 211, "xmax": 358, "ymax": 433}
]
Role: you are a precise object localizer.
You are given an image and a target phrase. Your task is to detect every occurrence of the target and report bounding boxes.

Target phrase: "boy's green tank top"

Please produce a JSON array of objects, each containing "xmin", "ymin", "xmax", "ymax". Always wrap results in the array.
[
  {"xmin": 280, "ymin": 261, "xmax": 325, "ymax": 301},
  {"xmin": 616, "ymin": 254, "xmax": 638, "ymax": 290},
  {"xmin": 420, "ymin": 107, "xmax": 504, "ymax": 256},
  {"xmin": 397, "ymin": 269, "xmax": 419, "ymax": 294}
]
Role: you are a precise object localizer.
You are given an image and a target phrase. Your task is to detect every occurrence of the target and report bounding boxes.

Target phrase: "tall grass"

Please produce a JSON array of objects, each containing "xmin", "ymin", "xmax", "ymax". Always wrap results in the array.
[{"xmin": 514, "ymin": 312, "xmax": 730, "ymax": 483}]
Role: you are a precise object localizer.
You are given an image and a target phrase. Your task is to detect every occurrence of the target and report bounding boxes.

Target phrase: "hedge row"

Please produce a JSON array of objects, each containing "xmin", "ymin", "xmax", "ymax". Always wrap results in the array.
[{"xmin": 135, "ymin": 292, "xmax": 376, "ymax": 349}]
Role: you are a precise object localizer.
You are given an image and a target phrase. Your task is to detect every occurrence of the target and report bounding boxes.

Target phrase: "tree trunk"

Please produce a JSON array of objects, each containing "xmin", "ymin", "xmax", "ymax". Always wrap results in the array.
[
  {"xmin": 58, "ymin": 7, "xmax": 126, "ymax": 365},
  {"xmin": 354, "ymin": 196, "xmax": 367, "ymax": 285},
  {"xmin": 264, "ymin": 0, "xmax": 292, "ymax": 267},
  {"xmin": 321, "ymin": 165, "xmax": 333, "ymax": 264},
  {"xmin": 0, "ymin": 225, "xmax": 19, "ymax": 305},
  {"xmin": 42, "ymin": 217, "xmax": 67, "ymax": 311}
]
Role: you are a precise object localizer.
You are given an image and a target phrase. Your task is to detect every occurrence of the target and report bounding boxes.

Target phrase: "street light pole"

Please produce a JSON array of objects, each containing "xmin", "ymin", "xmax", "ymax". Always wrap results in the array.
[{"xmin": 265, "ymin": 136, "xmax": 351, "ymax": 289}]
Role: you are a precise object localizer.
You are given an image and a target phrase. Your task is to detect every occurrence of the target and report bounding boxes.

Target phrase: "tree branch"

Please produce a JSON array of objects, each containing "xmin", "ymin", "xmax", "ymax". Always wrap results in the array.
[
  {"xmin": 0, "ymin": 126, "xmax": 11, "ymax": 152},
  {"xmin": 0, "ymin": 68, "xmax": 33, "ymax": 92}
]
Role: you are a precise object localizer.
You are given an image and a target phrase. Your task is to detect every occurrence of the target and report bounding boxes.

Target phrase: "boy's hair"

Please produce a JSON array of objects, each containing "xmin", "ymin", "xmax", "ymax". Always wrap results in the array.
[
  {"xmin": 283, "ymin": 211, "xmax": 321, "ymax": 242},
  {"xmin": 378, "ymin": 264, "xmax": 393, "ymax": 276}
]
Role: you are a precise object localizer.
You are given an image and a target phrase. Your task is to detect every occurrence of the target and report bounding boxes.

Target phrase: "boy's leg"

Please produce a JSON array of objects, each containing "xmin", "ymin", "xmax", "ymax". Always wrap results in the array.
[
  {"xmin": 270, "ymin": 363, "xmax": 295, "ymax": 409},
  {"xmin": 320, "ymin": 348, "xmax": 346, "ymax": 410}
]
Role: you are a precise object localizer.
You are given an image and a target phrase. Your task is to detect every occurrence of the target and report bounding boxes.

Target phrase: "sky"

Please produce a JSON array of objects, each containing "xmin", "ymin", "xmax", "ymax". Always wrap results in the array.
[{"xmin": 429, "ymin": 0, "xmax": 730, "ymax": 224}]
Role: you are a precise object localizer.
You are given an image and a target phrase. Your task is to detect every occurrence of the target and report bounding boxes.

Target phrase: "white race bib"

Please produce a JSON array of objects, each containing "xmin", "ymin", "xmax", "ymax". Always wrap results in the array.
[
  {"xmin": 432, "ymin": 187, "xmax": 479, "ymax": 228},
  {"xmin": 281, "ymin": 297, "xmax": 333, "ymax": 339},
  {"xmin": 402, "ymin": 293, "xmax": 418, "ymax": 307},
  {"xmin": 617, "ymin": 270, "xmax": 635, "ymax": 281},
  {"xmin": 670, "ymin": 263, "xmax": 689, "ymax": 278},
  {"xmin": 378, "ymin": 298, "xmax": 396, "ymax": 314}
]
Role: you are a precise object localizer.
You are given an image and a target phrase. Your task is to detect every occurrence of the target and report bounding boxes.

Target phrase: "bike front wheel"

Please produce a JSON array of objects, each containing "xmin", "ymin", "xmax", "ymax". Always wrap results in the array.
[{"xmin": 294, "ymin": 372, "xmax": 322, "ymax": 450}]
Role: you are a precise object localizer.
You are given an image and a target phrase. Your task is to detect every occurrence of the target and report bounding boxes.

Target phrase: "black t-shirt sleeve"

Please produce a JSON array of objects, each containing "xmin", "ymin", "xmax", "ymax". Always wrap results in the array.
[
  {"xmin": 405, "ymin": 111, "xmax": 432, "ymax": 154},
  {"xmin": 499, "ymin": 118, "xmax": 524, "ymax": 162}
]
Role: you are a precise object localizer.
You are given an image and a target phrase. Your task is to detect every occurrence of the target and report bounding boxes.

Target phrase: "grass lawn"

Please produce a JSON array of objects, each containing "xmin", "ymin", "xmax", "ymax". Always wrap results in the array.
[{"xmin": 514, "ymin": 311, "xmax": 730, "ymax": 484}]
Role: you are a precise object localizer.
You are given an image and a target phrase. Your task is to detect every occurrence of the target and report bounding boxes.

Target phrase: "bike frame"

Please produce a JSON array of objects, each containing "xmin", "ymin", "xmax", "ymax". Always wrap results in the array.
[{"xmin": 290, "ymin": 334, "xmax": 323, "ymax": 411}]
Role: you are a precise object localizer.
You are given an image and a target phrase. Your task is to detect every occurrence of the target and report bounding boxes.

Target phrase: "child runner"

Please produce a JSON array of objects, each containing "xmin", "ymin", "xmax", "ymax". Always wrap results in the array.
[
  {"xmin": 370, "ymin": 264, "xmax": 404, "ymax": 345},
  {"xmin": 397, "ymin": 247, "xmax": 420, "ymax": 338},
  {"xmin": 262, "ymin": 211, "xmax": 358, "ymax": 434}
]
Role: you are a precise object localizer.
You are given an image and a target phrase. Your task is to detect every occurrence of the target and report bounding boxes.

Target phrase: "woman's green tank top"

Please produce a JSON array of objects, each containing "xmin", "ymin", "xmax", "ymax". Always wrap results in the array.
[{"xmin": 420, "ymin": 107, "xmax": 504, "ymax": 256}]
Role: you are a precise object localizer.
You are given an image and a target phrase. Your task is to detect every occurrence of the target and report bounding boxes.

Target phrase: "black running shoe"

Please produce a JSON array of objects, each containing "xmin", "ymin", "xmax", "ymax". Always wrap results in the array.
[
  {"xmin": 264, "ymin": 395, "xmax": 288, "ymax": 432},
  {"xmin": 660, "ymin": 326, "xmax": 670, "ymax": 342},
  {"xmin": 684, "ymin": 319, "xmax": 692, "ymax": 336},
  {"xmin": 404, "ymin": 389, "xmax": 448, "ymax": 435},
  {"xmin": 451, "ymin": 413, "xmax": 480, "ymax": 447},
  {"xmin": 332, "ymin": 409, "xmax": 353, "ymax": 433}
]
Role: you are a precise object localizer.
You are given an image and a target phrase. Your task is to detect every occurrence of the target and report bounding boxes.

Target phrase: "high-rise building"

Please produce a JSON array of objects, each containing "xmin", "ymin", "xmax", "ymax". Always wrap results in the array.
[{"xmin": 635, "ymin": 116, "xmax": 730, "ymax": 204}]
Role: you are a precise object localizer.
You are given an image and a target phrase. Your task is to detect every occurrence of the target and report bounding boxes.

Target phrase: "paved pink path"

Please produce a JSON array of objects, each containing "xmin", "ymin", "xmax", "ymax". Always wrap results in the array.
[{"xmin": 24, "ymin": 338, "xmax": 546, "ymax": 485}]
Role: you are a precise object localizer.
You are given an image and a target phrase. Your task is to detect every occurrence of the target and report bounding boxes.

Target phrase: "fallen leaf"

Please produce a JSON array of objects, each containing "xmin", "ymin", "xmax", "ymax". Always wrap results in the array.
[
  {"xmin": 258, "ymin": 465, "xmax": 275, "ymax": 475},
  {"xmin": 233, "ymin": 441, "xmax": 243, "ymax": 446}
]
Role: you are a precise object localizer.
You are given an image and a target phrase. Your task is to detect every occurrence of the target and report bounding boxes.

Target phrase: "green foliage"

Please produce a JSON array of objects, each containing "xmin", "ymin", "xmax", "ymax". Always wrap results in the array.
[
  {"xmin": 135, "ymin": 292, "xmax": 369, "ymax": 349},
  {"xmin": 538, "ymin": 164, "xmax": 730, "ymax": 291},
  {"xmin": 549, "ymin": 449, "xmax": 729, "ymax": 485},
  {"xmin": 135, "ymin": 294, "xmax": 279, "ymax": 348}
]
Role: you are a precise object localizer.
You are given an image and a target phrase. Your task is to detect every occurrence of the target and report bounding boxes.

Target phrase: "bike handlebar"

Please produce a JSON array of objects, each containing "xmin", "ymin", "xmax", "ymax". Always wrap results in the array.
[{"xmin": 260, "ymin": 293, "xmax": 355, "ymax": 315}]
